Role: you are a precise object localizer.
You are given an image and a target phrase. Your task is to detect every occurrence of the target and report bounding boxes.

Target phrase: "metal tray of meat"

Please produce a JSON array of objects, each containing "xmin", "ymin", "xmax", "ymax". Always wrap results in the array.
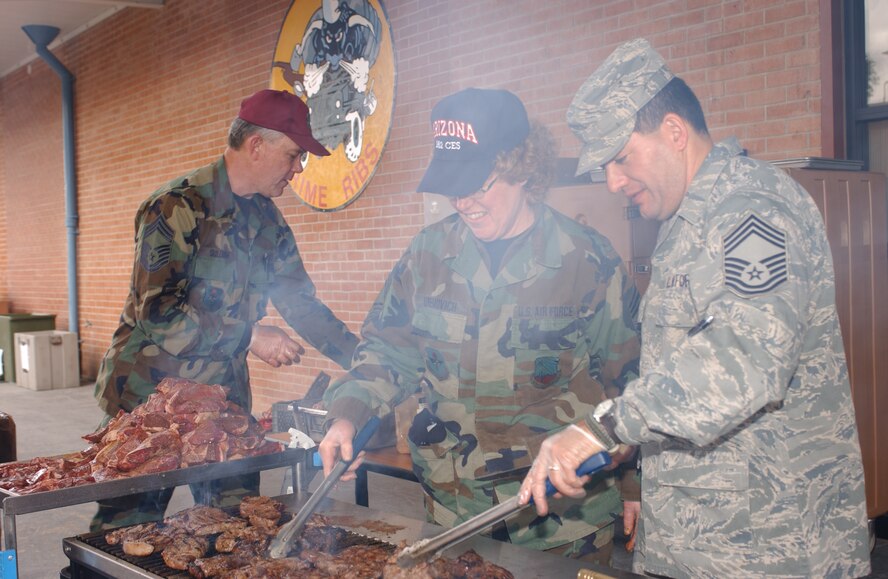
[
  {"xmin": 1, "ymin": 447, "xmax": 307, "ymax": 551},
  {"xmin": 62, "ymin": 493, "xmax": 643, "ymax": 579}
]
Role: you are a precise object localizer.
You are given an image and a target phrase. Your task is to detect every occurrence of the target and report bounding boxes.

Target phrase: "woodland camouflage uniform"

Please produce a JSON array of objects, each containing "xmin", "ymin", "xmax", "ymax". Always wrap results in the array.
[
  {"xmin": 95, "ymin": 157, "xmax": 357, "ymax": 417},
  {"xmin": 91, "ymin": 157, "xmax": 357, "ymax": 530},
  {"xmin": 324, "ymin": 204, "xmax": 641, "ymax": 557}
]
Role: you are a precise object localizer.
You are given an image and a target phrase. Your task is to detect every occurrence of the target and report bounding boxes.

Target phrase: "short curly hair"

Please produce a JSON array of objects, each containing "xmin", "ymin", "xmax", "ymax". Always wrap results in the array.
[{"xmin": 492, "ymin": 121, "xmax": 557, "ymax": 205}]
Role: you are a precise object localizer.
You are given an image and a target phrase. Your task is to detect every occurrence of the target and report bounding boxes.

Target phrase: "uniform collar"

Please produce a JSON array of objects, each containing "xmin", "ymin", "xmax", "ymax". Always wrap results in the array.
[
  {"xmin": 209, "ymin": 156, "xmax": 238, "ymax": 218},
  {"xmin": 673, "ymin": 137, "xmax": 743, "ymax": 227},
  {"xmin": 446, "ymin": 204, "xmax": 563, "ymax": 287}
]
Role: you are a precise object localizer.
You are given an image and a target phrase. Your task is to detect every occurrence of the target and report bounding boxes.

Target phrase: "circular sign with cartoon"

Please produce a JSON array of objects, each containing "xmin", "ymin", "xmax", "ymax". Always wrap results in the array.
[{"xmin": 271, "ymin": 0, "xmax": 395, "ymax": 211}]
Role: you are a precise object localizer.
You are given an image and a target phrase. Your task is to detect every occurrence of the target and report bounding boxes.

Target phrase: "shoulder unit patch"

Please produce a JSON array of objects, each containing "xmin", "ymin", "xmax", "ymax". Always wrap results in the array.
[{"xmin": 723, "ymin": 213, "xmax": 787, "ymax": 297}]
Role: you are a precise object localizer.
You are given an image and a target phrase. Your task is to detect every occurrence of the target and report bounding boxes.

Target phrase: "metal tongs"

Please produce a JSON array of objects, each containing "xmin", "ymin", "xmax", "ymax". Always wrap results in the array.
[
  {"xmin": 268, "ymin": 415, "xmax": 381, "ymax": 559},
  {"xmin": 396, "ymin": 452, "xmax": 612, "ymax": 567}
]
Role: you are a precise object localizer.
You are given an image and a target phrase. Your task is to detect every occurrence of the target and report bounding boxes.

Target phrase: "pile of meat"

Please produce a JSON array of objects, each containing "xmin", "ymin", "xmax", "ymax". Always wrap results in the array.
[
  {"xmin": 0, "ymin": 378, "xmax": 281, "ymax": 494},
  {"xmin": 105, "ymin": 496, "xmax": 285, "ymax": 576},
  {"xmin": 104, "ymin": 496, "xmax": 513, "ymax": 578}
]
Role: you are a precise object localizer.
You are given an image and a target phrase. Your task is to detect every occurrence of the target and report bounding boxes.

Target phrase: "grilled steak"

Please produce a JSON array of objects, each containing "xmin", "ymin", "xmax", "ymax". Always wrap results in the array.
[
  {"xmin": 165, "ymin": 505, "xmax": 247, "ymax": 536},
  {"xmin": 215, "ymin": 525, "xmax": 274, "ymax": 553},
  {"xmin": 239, "ymin": 495, "xmax": 285, "ymax": 523},
  {"xmin": 189, "ymin": 553, "xmax": 256, "ymax": 578},
  {"xmin": 105, "ymin": 521, "xmax": 184, "ymax": 556},
  {"xmin": 295, "ymin": 516, "xmax": 349, "ymax": 554},
  {"xmin": 162, "ymin": 535, "xmax": 211, "ymax": 570},
  {"xmin": 303, "ymin": 543, "xmax": 394, "ymax": 577},
  {"xmin": 228, "ymin": 557, "xmax": 315, "ymax": 578},
  {"xmin": 381, "ymin": 549, "xmax": 514, "ymax": 579},
  {"xmin": 105, "ymin": 522, "xmax": 160, "ymax": 546}
]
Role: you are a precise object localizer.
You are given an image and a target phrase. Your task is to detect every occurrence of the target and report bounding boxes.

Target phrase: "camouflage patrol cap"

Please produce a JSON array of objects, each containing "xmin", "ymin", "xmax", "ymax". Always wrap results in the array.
[{"xmin": 567, "ymin": 38, "xmax": 674, "ymax": 175}]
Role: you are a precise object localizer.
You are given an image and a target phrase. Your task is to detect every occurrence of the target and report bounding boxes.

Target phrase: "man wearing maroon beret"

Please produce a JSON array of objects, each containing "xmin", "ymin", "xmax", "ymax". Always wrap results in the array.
[{"xmin": 91, "ymin": 89, "xmax": 359, "ymax": 530}]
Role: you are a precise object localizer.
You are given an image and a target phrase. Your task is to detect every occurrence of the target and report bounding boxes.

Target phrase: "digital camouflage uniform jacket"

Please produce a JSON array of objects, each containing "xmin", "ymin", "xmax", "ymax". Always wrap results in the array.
[
  {"xmin": 612, "ymin": 139, "xmax": 871, "ymax": 578},
  {"xmin": 95, "ymin": 157, "xmax": 358, "ymax": 416},
  {"xmin": 325, "ymin": 205, "xmax": 641, "ymax": 550}
]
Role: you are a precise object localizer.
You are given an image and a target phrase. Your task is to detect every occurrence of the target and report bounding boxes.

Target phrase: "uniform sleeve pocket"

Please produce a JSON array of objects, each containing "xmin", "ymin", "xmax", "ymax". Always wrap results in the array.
[{"xmin": 658, "ymin": 449, "xmax": 749, "ymax": 491}]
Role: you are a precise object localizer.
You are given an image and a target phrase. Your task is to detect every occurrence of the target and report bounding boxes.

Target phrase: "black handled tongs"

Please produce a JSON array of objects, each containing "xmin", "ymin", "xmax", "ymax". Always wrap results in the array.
[
  {"xmin": 268, "ymin": 415, "xmax": 381, "ymax": 559},
  {"xmin": 396, "ymin": 452, "xmax": 612, "ymax": 567}
]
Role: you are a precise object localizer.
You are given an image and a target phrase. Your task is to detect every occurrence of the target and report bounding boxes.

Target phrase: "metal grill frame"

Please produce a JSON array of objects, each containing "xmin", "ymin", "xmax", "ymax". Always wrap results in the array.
[
  {"xmin": 61, "ymin": 495, "xmax": 640, "ymax": 579},
  {"xmin": 1, "ymin": 448, "xmax": 307, "ymax": 576}
]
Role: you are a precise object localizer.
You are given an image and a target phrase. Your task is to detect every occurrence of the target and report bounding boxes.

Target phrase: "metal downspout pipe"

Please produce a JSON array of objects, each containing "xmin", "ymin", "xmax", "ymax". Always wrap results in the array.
[{"xmin": 22, "ymin": 25, "xmax": 79, "ymax": 333}]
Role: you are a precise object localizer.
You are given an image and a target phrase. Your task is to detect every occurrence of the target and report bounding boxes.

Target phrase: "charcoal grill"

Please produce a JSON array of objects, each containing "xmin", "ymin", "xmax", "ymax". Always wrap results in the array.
[{"xmin": 62, "ymin": 494, "xmax": 643, "ymax": 579}]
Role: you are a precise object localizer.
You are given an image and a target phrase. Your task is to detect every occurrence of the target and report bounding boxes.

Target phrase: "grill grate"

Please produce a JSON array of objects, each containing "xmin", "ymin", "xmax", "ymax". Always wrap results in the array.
[
  {"xmin": 77, "ymin": 531, "xmax": 191, "ymax": 578},
  {"xmin": 68, "ymin": 525, "xmax": 395, "ymax": 578}
]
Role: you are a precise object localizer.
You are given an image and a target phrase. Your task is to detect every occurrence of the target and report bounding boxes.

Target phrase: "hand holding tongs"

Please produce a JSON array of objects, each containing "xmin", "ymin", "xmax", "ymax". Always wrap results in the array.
[
  {"xmin": 396, "ymin": 452, "xmax": 612, "ymax": 567},
  {"xmin": 268, "ymin": 415, "xmax": 381, "ymax": 559}
]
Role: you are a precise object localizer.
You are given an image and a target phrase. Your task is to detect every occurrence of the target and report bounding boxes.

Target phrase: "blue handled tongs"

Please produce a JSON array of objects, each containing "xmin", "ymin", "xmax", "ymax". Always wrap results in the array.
[
  {"xmin": 268, "ymin": 415, "xmax": 381, "ymax": 559},
  {"xmin": 396, "ymin": 452, "xmax": 611, "ymax": 567}
]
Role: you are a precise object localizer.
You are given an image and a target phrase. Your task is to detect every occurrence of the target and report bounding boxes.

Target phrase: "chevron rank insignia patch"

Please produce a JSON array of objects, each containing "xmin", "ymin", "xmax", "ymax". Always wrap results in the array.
[
  {"xmin": 140, "ymin": 216, "xmax": 174, "ymax": 273},
  {"xmin": 723, "ymin": 213, "xmax": 787, "ymax": 296}
]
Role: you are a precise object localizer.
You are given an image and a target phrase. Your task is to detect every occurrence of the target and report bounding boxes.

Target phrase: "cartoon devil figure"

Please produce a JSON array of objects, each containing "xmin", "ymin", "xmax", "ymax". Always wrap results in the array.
[{"xmin": 287, "ymin": 0, "xmax": 381, "ymax": 163}]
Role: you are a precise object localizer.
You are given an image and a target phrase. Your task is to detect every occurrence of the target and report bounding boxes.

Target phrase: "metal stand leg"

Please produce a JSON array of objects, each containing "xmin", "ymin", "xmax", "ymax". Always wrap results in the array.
[
  {"xmin": 1, "ymin": 506, "xmax": 16, "ymax": 579},
  {"xmin": 280, "ymin": 459, "xmax": 311, "ymax": 495},
  {"xmin": 1, "ymin": 508, "xmax": 14, "ymax": 552},
  {"xmin": 0, "ymin": 549, "xmax": 17, "ymax": 579}
]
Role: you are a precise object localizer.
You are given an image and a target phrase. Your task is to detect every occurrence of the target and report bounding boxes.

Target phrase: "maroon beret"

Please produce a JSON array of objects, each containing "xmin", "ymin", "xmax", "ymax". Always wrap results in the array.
[{"xmin": 237, "ymin": 89, "xmax": 330, "ymax": 157}]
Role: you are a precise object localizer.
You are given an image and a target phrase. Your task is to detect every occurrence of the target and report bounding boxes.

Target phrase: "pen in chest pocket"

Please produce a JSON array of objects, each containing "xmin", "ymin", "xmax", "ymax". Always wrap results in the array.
[{"xmin": 687, "ymin": 315, "xmax": 714, "ymax": 337}]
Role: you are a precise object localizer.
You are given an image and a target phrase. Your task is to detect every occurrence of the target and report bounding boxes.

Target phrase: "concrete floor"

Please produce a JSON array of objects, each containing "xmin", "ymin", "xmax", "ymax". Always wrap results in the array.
[{"xmin": 1, "ymin": 381, "xmax": 886, "ymax": 578}]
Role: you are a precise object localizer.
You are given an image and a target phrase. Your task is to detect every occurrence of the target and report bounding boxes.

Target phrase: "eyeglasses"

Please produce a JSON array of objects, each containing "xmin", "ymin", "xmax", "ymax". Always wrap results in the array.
[
  {"xmin": 453, "ymin": 174, "xmax": 499, "ymax": 201},
  {"xmin": 479, "ymin": 174, "xmax": 499, "ymax": 194}
]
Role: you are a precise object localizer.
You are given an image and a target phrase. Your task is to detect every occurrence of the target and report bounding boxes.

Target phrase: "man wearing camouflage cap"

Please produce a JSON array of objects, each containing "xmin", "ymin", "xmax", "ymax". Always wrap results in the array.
[
  {"xmin": 91, "ymin": 89, "xmax": 359, "ymax": 531},
  {"xmin": 519, "ymin": 38, "xmax": 871, "ymax": 577}
]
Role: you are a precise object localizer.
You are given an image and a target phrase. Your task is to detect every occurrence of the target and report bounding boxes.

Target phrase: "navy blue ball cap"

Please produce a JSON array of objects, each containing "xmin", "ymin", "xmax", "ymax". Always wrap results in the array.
[{"xmin": 417, "ymin": 88, "xmax": 530, "ymax": 198}]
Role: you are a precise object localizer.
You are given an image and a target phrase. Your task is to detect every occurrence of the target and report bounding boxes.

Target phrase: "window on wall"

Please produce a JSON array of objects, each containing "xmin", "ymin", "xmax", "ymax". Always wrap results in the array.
[{"xmin": 846, "ymin": 0, "xmax": 888, "ymax": 174}]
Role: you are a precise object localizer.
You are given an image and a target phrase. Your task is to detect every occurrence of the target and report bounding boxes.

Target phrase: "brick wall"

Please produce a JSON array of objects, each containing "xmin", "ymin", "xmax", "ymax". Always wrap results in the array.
[
  {"xmin": 0, "ymin": 77, "xmax": 6, "ymax": 303},
  {"xmin": 0, "ymin": 0, "xmax": 825, "ymax": 414}
]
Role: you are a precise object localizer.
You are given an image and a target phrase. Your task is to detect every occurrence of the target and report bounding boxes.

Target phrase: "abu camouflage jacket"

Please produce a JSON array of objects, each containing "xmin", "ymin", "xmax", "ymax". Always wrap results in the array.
[
  {"xmin": 95, "ymin": 157, "xmax": 358, "ymax": 416},
  {"xmin": 325, "ymin": 204, "xmax": 641, "ymax": 550},
  {"xmin": 613, "ymin": 139, "xmax": 871, "ymax": 578}
]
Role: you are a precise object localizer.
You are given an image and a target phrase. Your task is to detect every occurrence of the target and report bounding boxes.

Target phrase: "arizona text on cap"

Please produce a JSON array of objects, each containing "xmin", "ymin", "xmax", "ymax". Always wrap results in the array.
[
  {"xmin": 567, "ymin": 38, "xmax": 674, "ymax": 175},
  {"xmin": 238, "ymin": 89, "xmax": 330, "ymax": 157},
  {"xmin": 417, "ymin": 88, "xmax": 530, "ymax": 198}
]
